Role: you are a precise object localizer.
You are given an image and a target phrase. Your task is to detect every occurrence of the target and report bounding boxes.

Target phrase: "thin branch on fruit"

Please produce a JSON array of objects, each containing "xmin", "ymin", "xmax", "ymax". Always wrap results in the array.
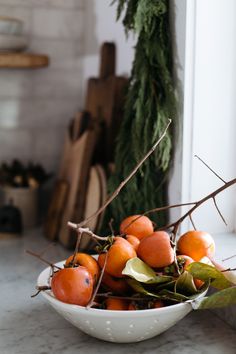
[
  {"xmin": 213, "ymin": 196, "xmax": 227, "ymax": 226},
  {"xmin": 71, "ymin": 230, "xmax": 82, "ymax": 267},
  {"xmin": 189, "ymin": 214, "xmax": 196, "ymax": 230},
  {"xmin": 26, "ymin": 249, "xmax": 61, "ymax": 270},
  {"xmin": 39, "ymin": 242, "xmax": 56, "ymax": 257},
  {"xmin": 163, "ymin": 177, "xmax": 236, "ymax": 242},
  {"xmin": 108, "ymin": 218, "xmax": 115, "ymax": 235},
  {"xmin": 122, "ymin": 202, "xmax": 197, "ymax": 233},
  {"xmin": 221, "ymin": 268, "xmax": 236, "ymax": 272},
  {"xmin": 194, "ymin": 155, "xmax": 227, "ymax": 184},
  {"xmin": 68, "ymin": 119, "xmax": 172, "ymax": 230},
  {"xmin": 31, "ymin": 285, "xmax": 51, "ymax": 298},
  {"xmin": 67, "ymin": 225, "xmax": 114, "ymax": 242},
  {"xmin": 86, "ymin": 252, "xmax": 108, "ymax": 309},
  {"xmin": 222, "ymin": 254, "xmax": 236, "ymax": 262}
]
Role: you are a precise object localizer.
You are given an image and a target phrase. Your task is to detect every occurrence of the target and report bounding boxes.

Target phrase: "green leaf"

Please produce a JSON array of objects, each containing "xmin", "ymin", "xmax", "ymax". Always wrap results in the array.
[
  {"xmin": 122, "ymin": 257, "xmax": 173, "ymax": 284},
  {"xmin": 175, "ymin": 271, "xmax": 198, "ymax": 295},
  {"xmin": 127, "ymin": 279, "xmax": 190, "ymax": 303},
  {"xmin": 187, "ymin": 262, "xmax": 232, "ymax": 290},
  {"xmin": 198, "ymin": 287, "xmax": 236, "ymax": 309},
  {"xmin": 154, "ymin": 280, "xmax": 176, "ymax": 292},
  {"xmin": 127, "ymin": 279, "xmax": 161, "ymax": 298}
]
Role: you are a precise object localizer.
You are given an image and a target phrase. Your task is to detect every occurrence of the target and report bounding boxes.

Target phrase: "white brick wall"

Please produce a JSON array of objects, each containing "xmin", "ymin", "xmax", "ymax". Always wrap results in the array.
[{"xmin": 0, "ymin": 0, "xmax": 85, "ymax": 174}]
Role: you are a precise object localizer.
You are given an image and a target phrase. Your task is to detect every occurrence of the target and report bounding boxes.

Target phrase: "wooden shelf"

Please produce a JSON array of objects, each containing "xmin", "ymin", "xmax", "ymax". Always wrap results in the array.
[{"xmin": 0, "ymin": 52, "xmax": 49, "ymax": 68}]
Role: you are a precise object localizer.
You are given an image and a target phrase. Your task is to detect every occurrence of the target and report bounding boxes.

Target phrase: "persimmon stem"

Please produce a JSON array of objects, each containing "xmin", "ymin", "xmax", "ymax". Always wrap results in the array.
[{"xmin": 68, "ymin": 119, "xmax": 172, "ymax": 230}]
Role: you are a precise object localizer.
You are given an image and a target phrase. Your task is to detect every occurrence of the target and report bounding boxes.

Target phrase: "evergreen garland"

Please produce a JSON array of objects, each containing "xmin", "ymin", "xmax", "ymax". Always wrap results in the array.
[{"xmin": 102, "ymin": 0, "xmax": 177, "ymax": 232}]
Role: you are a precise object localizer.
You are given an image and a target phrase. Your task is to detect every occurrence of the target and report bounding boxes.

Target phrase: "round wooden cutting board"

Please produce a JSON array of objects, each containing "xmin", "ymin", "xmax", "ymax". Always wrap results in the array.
[{"xmin": 79, "ymin": 166, "xmax": 101, "ymax": 251}]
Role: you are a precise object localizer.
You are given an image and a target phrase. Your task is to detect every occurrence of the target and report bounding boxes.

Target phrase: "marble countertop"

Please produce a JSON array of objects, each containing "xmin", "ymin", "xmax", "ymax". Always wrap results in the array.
[{"xmin": 0, "ymin": 229, "xmax": 235, "ymax": 354}]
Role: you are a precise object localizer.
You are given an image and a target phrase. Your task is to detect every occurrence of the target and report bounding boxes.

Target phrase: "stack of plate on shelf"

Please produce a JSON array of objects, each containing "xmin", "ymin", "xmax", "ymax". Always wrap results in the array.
[{"xmin": 0, "ymin": 16, "xmax": 28, "ymax": 52}]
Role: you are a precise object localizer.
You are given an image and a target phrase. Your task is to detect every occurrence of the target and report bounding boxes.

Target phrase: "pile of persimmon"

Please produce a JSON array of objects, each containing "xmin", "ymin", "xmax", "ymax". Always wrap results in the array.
[{"xmin": 50, "ymin": 214, "xmax": 217, "ymax": 310}]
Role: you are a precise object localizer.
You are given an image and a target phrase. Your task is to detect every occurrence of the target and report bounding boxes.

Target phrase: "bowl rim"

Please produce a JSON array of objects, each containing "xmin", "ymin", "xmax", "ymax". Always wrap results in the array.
[{"xmin": 37, "ymin": 260, "xmax": 206, "ymax": 317}]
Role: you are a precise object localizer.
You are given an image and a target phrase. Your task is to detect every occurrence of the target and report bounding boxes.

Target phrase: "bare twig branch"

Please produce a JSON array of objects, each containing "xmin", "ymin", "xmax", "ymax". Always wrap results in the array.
[
  {"xmin": 68, "ymin": 119, "xmax": 172, "ymax": 230},
  {"xmin": 213, "ymin": 196, "xmax": 227, "ymax": 226},
  {"xmin": 108, "ymin": 218, "xmax": 115, "ymax": 235},
  {"xmin": 222, "ymin": 254, "xmax": 236, "ymax": 262},
  {"xmin": 71, "ymin": 231, "xmax": 82, "ymax": 267},
  {"xmin": 163, "ymin": 177, "xmax": 236, "ymax": 242},
  {"xmin": 122, "ymin": 202, "xmax": 197, "ymax": 233},
  {"xmin": 68, "ymin": 225, "xmax": 114, "ymax": 242},
  {"xmin": 86, "ymin": 252, "xmax": 108, "ymax": 309},
  {"xmin": 189, "ymin": 214, "xmax": 197, "ymax": 230},
  {"xmin": 31, "ymin": 285, "xmax": 51, "ymax": 298},
  {"xmin": 26, "ymin": 249, "xmax": 61, "ymax": 270},
  {"xmin": 221, "ymin": 268, "xmax": 236, "ymax": 272},
  {"xmin": 195, "ymin": 155, "xmax": 227, "ymax": 184}
]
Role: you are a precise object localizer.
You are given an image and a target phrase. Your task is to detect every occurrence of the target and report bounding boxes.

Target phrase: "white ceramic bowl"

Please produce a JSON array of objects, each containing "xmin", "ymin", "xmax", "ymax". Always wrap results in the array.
[
  {"xmin": 37, "ymin": 261, "xmax": 205, "ymax": 343},
  {"xmin": 0, "ymin": 16, "xmax": 23, "ymax": 35},
  {"xmin": 0, "ymin": 34, "xmax": 28, "ymax": 51}
]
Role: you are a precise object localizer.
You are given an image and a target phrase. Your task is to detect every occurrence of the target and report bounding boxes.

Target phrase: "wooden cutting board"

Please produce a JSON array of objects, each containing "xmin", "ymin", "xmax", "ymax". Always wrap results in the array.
[
  {"xmin": 58, "ymin": 116, "xmax": 100, "ymax": 248},
  {"xmin": 44, "ymin": 180, "xmax": 69, "ymax": 241},
  {"xmin": 79, "ymin": 165, "xmax": 101, "ymax": 251},
  {"xmin": 45, "ymin": 113, "xmax": 83, "ymax": 242},
  {"xmin": 85, "ymin": 42, "xmax": 128, "ymax": 164}
]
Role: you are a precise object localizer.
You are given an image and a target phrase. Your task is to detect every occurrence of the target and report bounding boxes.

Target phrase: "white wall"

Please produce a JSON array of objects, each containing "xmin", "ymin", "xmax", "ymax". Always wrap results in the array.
[
  {"xmin": 168, "ymin": 0, "xmax": 187, "ymax": 221},
  {"xmin": 82, "ymin": 0, "xmax": 135, "ymax": 99},
  {"xmin": 0, "ymin": 0, "xmax": 85, "ymax": 173},
  {"xmin": 181, "ymin": 0, "xmax": 236, "ymax": 234},
  {"xmin": 0, "ymin": 0, "xmax": 134, "ymax": 175}
]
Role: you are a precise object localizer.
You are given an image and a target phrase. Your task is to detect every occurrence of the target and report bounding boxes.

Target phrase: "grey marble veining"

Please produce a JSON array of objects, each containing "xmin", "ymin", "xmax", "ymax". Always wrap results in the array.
[{"xmin": 0, "ymin": 229, "xmax": 235, "ymax": 354}]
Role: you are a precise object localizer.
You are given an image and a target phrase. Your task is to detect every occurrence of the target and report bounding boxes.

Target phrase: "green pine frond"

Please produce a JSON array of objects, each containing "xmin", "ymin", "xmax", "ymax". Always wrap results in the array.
[{"xmin": 101, "ymin": 0, "xmax": 177, "ymax": 233}]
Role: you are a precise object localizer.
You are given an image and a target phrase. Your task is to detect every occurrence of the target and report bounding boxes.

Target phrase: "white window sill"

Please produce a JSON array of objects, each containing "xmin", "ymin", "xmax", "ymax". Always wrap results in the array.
[{"xmin": 214, "ymin": 232, "xmax": 236, "ymax": 268}]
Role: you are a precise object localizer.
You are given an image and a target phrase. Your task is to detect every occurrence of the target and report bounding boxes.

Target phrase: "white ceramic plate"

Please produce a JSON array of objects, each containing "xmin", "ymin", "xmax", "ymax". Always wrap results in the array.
[
  {"xmin": 0, "ymin": 34, "xmax": 28, "ymax": 51},
  {"xmin": 37, "ymin": 261, "xmax": 207, "ymax": 343}
]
